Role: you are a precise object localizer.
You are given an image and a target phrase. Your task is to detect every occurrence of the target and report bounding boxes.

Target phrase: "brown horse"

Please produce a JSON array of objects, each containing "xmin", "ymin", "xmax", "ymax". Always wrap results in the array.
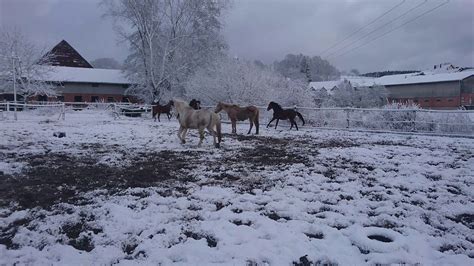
[
  {"xmin": 214, "ymin": 102, "xmax": 260, "ymax": 134},
  {"xmin": 152, "ymin": 100, "xmax": 173, "ymax": 122}
]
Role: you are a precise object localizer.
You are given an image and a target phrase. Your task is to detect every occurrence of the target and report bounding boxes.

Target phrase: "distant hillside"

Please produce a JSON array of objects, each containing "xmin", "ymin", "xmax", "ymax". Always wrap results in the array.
[{"xmin": 361, "ymin": 70, "xmax": 419, "ymax": 78}]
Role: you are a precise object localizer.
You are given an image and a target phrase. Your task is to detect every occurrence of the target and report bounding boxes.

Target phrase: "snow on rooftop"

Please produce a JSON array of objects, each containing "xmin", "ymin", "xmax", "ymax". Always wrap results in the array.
[
  {"xmin": 37, "ymin": 66, "xmax": 131, "ymax": 85},
  {"xmin": 376, "ymin": 70, "xmax": 474, "ymax": 86},
  {"xmin": 309, "ymin": 80, "xmax": 343, "ymax": 91},
  {"xmin": 309, "ymin": 70, "xmax": 474, "ymax": 89}
]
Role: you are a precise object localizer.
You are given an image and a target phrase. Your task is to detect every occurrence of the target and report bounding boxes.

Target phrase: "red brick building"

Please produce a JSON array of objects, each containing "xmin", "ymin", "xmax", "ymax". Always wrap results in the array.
[{"xmin": 378, "ymin": 71, "xmax": 474, "ymax": 110}]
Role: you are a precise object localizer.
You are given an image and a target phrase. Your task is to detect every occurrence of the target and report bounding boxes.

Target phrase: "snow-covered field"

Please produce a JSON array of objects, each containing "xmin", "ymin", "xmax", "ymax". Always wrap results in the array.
[{"xmin": 1, "ymin": 110, "xmax": 473, "ymax": 265}]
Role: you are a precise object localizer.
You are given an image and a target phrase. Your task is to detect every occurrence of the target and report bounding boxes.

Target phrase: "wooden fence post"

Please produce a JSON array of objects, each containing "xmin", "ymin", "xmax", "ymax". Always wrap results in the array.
[
  {"xmin": 345, "ymin": 108, "xmax": 351, "ymax": 128},
  {"xmin": 412, "ymin": 110, "xmax": 416, "ymax": 132}
]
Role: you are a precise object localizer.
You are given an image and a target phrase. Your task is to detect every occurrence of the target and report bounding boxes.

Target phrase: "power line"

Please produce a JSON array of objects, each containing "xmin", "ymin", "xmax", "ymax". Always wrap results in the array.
[
  {"xmin": 324, "ymin": 0, "xmax": 428, "ymax": 59},
  {"xmin": 320, "ymin": 0, "xmax": 406, "ymax": 56},
  {"xmin": 330, "ymin": 0, "xmax": 450, "ymax": 59}
]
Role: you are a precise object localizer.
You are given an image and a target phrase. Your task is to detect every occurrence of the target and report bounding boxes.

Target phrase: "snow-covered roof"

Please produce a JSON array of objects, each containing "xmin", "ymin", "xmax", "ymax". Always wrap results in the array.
[
  {"xmin": 309, "ymin": 80, "xmax": 343, "ymax": 91},
  {"xmin": 309, "ymin": 70, "xmax": 474, "ymax": 90},
  {"xmin": 37, "ymin": 66, "xmax": 131, "ymax": 85},
  {"xmin": 376, "ymin": 70, "xmax": 474, "ymax": 86}
]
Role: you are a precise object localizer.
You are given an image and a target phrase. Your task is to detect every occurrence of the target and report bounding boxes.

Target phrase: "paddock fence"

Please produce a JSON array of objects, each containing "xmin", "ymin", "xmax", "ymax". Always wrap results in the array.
[
  {"xmin": 202, "ymin": 105, "xmax": 474, "ymax": 137},
  {"xmin": 1, "ymin": 101, "xmax": 472, "ymax": 136},
  {"xmin": 0, "ymin": 102, "xmax": 65, "ymax": 121}
]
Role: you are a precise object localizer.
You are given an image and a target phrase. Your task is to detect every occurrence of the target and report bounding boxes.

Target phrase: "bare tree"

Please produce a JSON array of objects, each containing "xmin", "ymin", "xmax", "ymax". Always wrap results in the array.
[
  {"xmin": 102, "ymin": 0, "xmax": 228, "ymax": 103},
  {"xmin": 0, "ymin": 28, "xmax": 56, "ymax": 99}
]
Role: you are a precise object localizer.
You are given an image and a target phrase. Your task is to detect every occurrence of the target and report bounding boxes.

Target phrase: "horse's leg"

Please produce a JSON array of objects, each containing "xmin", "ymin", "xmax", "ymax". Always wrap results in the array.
[
  {"xmin": 181, "ymin": 128, "xmax": 188, "ymax": 144},
  {"xmin": 290, "ymin": 118, "xmax": 299, "ymax": 131},
  {"xmin": 207, "ymin": 125, "xmax": 217, "ymax": 147},
  {"xmin": 232, "ymin": 119, "xmax": 237, "ymax": 134},
  {"xmin": 177, "ymin": 126, "xmax": 183, "ymax": 143},
  {"xmin": 275, "ymin": 119, "xmax": 279, "ymax": 129},
  {"xmin": 157, "ymin": 113, "xmax": 161, "ymax": 122},
  {"xmin": 248, "ymin": 118, "xmax": 253, "ymax": 134},
  {"xmin": 266, "ymin": 118, "xmax": 275, "ymax": 128},
  {"xmin": 198, "ymin": 127, "xmax": 205, "ymax": 147},
  {"xmin": 290, "ymin": 119, "xmax": 294, "ymax": 130},
  {"xmin": 168, "ymin": 113, "xmax": 171, "ymax": 120}
]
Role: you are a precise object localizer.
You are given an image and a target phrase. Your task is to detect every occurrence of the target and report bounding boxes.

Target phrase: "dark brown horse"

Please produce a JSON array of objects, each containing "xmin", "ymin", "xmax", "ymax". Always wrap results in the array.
[
  {"xmin": 177, "ymin": 99, "xmax": 201, "ymax": 120},
  {"xmin": 215, "ymin": 102, "xmax": 260, "ymax": 134},
  {"xmin": 152, "ymin": 100, "xmax": 173, "ymax": 122},
  {"xmin": 266, "ymin": 101, "xmax": 305, "ymax": 130},
  {"xmin": 189, "ymin": 99, "xmax": 201, "ymax": 110}
]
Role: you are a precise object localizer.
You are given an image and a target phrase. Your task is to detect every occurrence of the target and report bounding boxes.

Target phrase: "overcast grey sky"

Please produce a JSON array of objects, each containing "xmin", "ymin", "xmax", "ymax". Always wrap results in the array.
[{"xmin": 1, "ymin": 0, "xmax": 473, "ymax": 73}]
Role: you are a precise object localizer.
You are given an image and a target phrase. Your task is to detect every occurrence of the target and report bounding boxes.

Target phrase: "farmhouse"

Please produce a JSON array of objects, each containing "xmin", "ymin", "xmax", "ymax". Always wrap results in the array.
[
  {"xmin": 309, "ymin": 69, "xmax": 474, "ymax": 109},
  {"xmin": 378, "ymin": 71, "xmax": 474, "ymax": 109},
  {"xmin": 36, "ymin": 40, "xmax": 132, "ymax": 103}
]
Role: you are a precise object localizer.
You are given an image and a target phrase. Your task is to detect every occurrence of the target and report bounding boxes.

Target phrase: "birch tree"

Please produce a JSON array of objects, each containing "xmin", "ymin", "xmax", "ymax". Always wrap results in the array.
[
  {"xmin": 102, "ymin": 0, "xmax": 227, "ymax": 103},
  {"xmin": 0, "ymin": 29, "xmax": 56, "ymax": 98}
]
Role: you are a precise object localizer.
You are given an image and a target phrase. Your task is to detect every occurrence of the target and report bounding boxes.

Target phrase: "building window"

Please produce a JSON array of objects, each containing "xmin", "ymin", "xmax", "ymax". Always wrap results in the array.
[
  {"xmin": 91, "ymin": 96, "xmax": 99, "ymax": 102},
  {"xmin": 424, "ymin": 99, "xmax": 429, "ymax": 102},
  {"xmin": 74, "ymin": 96, "xmax": 83, "ymax": 102},
  {"xmin": 107, "ymin": 97, "xmax": 115, "ymax": 102},
  {"xmin": 57, "ymin": 96, "xmax": 64, "ymax": 102},
  {"xmin": 447, "ymin": 98, "xmax": 453, "ymax": 102},
  {"xmin": 122, "ymin": 97, "xmax": 130, "ymax": 102},
  {"xmin": 91, "ymin": 83, "xmax": 99, "ymax": 87},
  {"xmin": 122, "ymin": 84, "xmax": 129, "ymax": 89},
  {"xmin": 436, "ymin": 98, "xmax": 441, "ymax": 102},
  {"xmin": 413, "ymin": 98, "xmax": 418, "ymax": 103}
]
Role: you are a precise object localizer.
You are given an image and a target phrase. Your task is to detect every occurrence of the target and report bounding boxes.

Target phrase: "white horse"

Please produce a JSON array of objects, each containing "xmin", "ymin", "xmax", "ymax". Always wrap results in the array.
[{"xmin": 172, "ymin": 99, "xmax": 222, "ymax": 148}]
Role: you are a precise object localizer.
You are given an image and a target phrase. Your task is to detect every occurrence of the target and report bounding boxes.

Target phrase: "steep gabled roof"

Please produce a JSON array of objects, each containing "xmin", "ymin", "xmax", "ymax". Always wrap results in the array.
[{"xmin": 42, "ymin": 40, "xmax": 93, "ymax": 68}]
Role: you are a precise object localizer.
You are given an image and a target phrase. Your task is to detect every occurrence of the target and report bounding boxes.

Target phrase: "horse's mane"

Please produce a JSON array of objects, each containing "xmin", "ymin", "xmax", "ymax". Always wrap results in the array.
[{"xmin": 270, "ymin": 101, "xmax": 283, "ymax": 110}]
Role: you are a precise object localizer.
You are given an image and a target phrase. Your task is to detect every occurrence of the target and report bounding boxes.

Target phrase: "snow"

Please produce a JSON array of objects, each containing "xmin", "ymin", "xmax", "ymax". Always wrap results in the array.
[
  {"xmin": 309, "ymin": 69, "xmax": 474, "ymax": 90},
  {"xmin": 35, "ymin": 66, "xmax": 130, "ymax": 85},
  {"xmin": 309, "ymin": 80, "xmax": 343, "ymax": 93},
  {"xmin": 377, "ymin": 70, "xmax": 474, "ymax": 86},
  {"xmin": 0, "ymin": 110, "xmax": 473, "ymax": 265}
]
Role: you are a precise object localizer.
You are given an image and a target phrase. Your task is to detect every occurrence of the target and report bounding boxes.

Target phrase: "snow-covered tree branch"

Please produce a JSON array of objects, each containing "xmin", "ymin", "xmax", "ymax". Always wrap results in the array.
[
  {"xmin": 102, "ymin": 0, "xmax": 228, "ymax": 103},
  {"xmin": 186, "ymin": 56, "xmax": 314, "ymax": 107},
  {"xmin": 0, "ymin": 28, "xmax": 56, "ymax": 98}
]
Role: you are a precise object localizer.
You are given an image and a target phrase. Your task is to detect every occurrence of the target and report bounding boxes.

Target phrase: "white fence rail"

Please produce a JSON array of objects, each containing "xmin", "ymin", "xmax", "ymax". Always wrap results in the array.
[
  {"xmin": 202, "ymin": 105, "xmax": 474, "ymax": 136},
  {"xmin": 1, "ymin": 101, "xmax": 472, "ymax": 136},
  {"xmin": 0, "ymin": 102, "xmax": 66, "ymax": 121}
]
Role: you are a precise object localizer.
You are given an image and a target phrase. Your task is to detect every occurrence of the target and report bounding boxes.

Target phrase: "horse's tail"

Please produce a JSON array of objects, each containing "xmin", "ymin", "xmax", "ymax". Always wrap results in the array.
[{"xmin": 296, "ymin": 111, "xmax": 305, "ymax": 126}]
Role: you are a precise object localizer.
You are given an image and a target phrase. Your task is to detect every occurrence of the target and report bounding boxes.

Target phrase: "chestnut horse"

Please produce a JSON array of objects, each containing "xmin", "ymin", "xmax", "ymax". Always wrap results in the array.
[
  {"xmin": 266, "ymin": 101, "xmax": 305, "ymax": 130},
  {"xmin": 214, "ymin": 102, "xmax": 260, "ymax": 134},
  {"xmin": 152, "ymin": 100, "xmax": 173, "ymax": 122},
  {"xmin": 173, "ymin": 99, "xmax": 222, "ymax": 148}
]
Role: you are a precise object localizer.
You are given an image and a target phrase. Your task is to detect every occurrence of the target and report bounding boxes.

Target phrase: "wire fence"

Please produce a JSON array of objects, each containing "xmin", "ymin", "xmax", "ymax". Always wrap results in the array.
[
  {"xmin": 1, "ymin": 101, "xmax": 473, "ymax": 136},
  {"xmin": 203, "ymin": 105, "xmax": 474, "ymax": 136}
]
